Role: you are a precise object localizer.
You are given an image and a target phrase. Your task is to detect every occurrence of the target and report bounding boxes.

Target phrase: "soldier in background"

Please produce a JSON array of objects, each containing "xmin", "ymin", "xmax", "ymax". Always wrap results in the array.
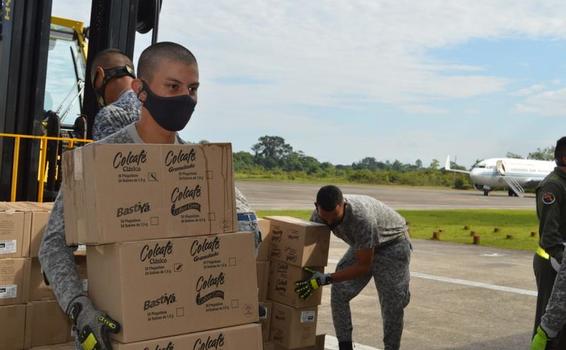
[{"xmin": 532, "ymin": 136, "xmax": 566, "ymax": 349}]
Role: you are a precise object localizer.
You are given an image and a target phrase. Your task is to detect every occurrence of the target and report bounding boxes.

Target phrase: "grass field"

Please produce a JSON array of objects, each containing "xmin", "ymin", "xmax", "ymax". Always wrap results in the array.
[{"xmin": 257, "ymin": 209, "xmax": 540, "ymax": 251}]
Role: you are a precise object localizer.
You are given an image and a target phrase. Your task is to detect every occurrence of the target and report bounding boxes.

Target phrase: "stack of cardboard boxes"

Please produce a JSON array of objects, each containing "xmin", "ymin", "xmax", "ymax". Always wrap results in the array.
[
  {"xmin": 258, "ymin": 216, "xmax": 330, "ymax": 350},
  {"xmin": 0, "ymin": 201, "xmax": 79, "ymax": 349},
  {"xmin": 62, "ymin": 143, "xmax": 262, "ymax": 349}
]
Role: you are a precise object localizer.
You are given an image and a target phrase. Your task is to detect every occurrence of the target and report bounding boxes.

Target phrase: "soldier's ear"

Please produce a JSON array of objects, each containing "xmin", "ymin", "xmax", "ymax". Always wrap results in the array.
[{"xmin": 131, "ymin": 79, "xmax": 146, "ymax": 102}]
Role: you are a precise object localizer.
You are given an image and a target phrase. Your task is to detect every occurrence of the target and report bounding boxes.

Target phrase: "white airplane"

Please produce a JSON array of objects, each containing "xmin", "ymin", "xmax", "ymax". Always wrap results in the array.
[{"xmin": 444, "ymin": 156, "xmax": 555, "ymax": 197}]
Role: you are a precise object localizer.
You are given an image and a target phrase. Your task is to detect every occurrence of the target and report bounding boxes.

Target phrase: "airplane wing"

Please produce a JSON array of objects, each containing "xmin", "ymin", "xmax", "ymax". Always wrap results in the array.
[{"xmin": 444, "ymin": 155, "xmax": 470, "ymax": 174}]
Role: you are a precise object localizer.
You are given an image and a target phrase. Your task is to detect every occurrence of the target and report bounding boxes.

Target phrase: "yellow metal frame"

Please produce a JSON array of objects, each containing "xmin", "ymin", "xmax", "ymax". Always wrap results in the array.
[
  {"xmin": 0, "ymin": 133, "xmax": 92, "ymax": 202},
  {"xmin": 51, "ymin": 16, "xmax": 88, "ymax": 63}
]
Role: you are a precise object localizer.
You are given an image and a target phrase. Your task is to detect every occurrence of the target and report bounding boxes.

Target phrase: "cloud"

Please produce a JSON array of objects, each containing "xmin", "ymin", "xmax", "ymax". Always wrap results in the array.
[
  {"xmin": 50, "ymin": 0, "xmax": 566, "ymax": 166},
  {"xmin": 516, "ymin": 88, "xmax": 566, "ymax": 116},
  {"xmin": 511, "ymin": 84, "xmax": 546, "ymax": 96}
]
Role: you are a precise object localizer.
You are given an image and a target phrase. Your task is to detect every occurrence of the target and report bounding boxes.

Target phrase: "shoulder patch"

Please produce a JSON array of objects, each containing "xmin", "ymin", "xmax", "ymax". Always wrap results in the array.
[{"xmin": 542, "ymin": 192, "xmax": 556, "ymax": 205}]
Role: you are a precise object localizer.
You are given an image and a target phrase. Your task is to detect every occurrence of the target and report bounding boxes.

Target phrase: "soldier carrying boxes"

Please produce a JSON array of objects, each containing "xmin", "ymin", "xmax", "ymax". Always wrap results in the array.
[
  {"xmin": 39, "ymin": 42, "xmax": 262, "ymax": 350},
  {"xmin": 295, "ymin": 185, "xmax": 412, "ymax": 350}
]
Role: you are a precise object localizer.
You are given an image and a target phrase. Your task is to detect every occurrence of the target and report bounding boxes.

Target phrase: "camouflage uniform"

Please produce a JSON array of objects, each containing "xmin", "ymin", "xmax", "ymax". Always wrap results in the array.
[
  {"xmin": 91, "ymin": 89, "xmax": 141, "ymax": 141},
  {"xmin": 541, "ymin": 255, "xmax": 566, "ymax": 340},
  {"xmin": 533, "ymin": 168, "xmax": 566, "ymax": 347},
  {"xmin": 311, "ymin": 195, "xmax": 411, "ymax": 350},
  {"xmin": 39, "ymin": 124, "xmax": 257, "ymax": 349}
]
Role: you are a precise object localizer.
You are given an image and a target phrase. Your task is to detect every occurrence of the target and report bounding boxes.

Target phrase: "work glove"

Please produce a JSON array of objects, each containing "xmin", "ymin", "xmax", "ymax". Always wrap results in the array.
[
  {"xmin": 530, "ymin": 326, "xmax": 550, "ymax": 350},
  {"xmin": 294, "ymin": 267, "xmax": 332, "ymax": 300},
  {"xmin": 68, "ymin": 296, "xmax": 121, "ymax": 350}
]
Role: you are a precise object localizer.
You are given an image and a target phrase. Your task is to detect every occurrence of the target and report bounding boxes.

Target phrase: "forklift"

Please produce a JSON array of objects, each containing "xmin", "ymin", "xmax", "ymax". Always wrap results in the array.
[{"xmin": 0, "ymin": 0, "xmax": 162, "ymax": 202}]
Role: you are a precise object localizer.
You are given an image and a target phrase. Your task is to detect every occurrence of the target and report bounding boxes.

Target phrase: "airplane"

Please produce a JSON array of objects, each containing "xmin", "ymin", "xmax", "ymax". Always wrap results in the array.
[{"xmin": 444, "ymin": 156, "xmax": 556, "ymax": 197}]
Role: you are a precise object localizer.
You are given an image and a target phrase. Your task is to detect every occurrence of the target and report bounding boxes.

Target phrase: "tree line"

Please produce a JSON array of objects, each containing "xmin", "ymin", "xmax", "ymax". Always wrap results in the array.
[{"xmin": 234, "ymin": 136, "xmax": 472, "ymax": 188}]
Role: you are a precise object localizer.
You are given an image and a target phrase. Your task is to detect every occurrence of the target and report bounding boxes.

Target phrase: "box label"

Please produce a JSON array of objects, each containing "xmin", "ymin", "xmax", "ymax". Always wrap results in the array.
[
  {"xmin": 0, "ymin": 240, "xmax": 17, "ymax": 254},
  {"xmin": 0, "ymin": 284, "xmax": 17, "ymax": 299},
  {"xmin": 300, "ymin": 311, "xmax": 315, "ymax": 323}
]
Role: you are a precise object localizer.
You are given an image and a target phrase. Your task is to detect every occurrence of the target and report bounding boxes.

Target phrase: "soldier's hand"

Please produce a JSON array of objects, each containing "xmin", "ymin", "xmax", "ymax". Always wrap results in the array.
[
  {"xmin": 68, "ymin": 296, "xmax": 121, "ymax": 350},
  {"xmin": 530, "ymin": 326, "xmax": 550, "ymax": 350},
  {"xmin": 294, "ymin": 267, "xmax": 332, "ymax": 300}
]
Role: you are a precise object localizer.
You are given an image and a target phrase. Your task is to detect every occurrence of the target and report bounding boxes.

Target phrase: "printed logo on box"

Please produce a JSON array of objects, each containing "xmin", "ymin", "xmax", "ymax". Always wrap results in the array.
[
  {"xmin": 144, "ymin": 341, "xmax": 174, "ymax": 350},
  {"xmin": 190, "ymin": 237, "xmax": 220, "ymax": 262},
  {"xmin": 196, "ymin": 272, "xmax": 225, "ymax": 305},
  {"xmin": 170, "ymin": 185, "xmax": 202, "ymax": 216},
  {"xmin": 164, "ymin": 148, "xmax": 197, "ymax": 173},
  {"xmin": 113, "ymin": 150, "xmax": 147, "ymax": 171},
  {"xmin": 144, "ymin": 293, "xmax": 176, "ymax": 311},
  {"xmin": 193, "ymin": 334, "xmax": 225, "ymax": 350},
  {"xmin": 116, "ymin": 201, "xmax": 151, "ymax": 218},
  {"xmin": 140, "ymin": 241, "xmax": 174, "ymax": 264}
]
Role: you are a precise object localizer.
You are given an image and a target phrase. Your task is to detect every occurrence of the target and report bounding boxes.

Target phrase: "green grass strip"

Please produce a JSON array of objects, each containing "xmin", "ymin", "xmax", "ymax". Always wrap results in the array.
[{"xmin": 257, "ymin": 209, "xmax": 540, "ymax": 252}]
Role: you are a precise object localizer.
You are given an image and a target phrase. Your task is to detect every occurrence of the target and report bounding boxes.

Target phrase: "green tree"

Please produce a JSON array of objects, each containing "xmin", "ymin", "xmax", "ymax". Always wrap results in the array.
[
  {"xmin": 415, "ymin": 159, "xmax": 423, "ymax": 169},
  {"xmin": 233, "ymin": 151, "xmax": 255, "ymax": 171},
  {"xmin": 251, "ymin": 135, "xmax": 293, "ymax": 169},
  {"xmin": 528, "ymin": 146, "xmax": 554, "ymax": 160},
  {"xmin": 429, "ymin": 159, "xmax": 440, "ymax": 170}
]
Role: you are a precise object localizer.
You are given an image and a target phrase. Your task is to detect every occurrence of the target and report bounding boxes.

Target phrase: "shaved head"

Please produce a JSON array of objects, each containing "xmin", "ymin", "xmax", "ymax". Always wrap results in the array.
[
  {"xmin": 90, "ymin": 48, "xmax": 134, "ymax": 83},
  {"xmin": 137, "ymin": 42, "xmax": 197, "ymax": 82}
]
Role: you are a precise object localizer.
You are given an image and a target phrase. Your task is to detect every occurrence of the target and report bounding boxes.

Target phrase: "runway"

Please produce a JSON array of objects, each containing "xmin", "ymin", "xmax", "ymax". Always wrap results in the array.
[
  {"xmin": 318, "ymin": 238, "xmax": 536, "ymax": 350},
  {"xmin": 236, "ymin": 181, "xmax": 535, "ymax": 210}
]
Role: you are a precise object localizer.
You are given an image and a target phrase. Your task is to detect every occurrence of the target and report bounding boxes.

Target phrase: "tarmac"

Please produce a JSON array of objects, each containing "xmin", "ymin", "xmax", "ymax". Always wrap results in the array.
[
  {"xmin": 238, "ymin": 181, "xmax": 538, "ymax": 349},
  {"xmin": 236, "ymin": 181, "xmax": 535, "ymax": 211}
]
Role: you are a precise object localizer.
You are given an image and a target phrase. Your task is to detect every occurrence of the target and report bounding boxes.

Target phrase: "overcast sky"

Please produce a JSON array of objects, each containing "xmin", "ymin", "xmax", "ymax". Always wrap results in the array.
[{"xmin": 52, "ymin": 1, "xmax": 566, "ymax": 167}]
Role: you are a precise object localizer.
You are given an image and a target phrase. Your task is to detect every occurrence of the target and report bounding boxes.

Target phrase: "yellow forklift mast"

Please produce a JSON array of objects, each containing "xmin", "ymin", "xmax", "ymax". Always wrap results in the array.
[{"xmin": 0, "ymin": 0, "xmax": 161, "ymax": 202}]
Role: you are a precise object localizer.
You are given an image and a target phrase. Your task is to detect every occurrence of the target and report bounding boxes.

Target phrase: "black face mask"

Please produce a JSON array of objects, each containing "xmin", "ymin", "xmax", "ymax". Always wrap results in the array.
[
  {"xmin": 93, "ymin": 65, "xmax": 136, "ymax": 107},
  {"xmin": 140, "ymin": 81, "xmax": 196, "ymax": 132}
]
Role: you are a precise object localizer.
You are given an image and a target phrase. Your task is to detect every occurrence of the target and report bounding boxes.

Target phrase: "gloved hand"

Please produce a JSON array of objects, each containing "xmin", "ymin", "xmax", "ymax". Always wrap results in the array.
[
  {"xmin": 531, "ymin": 326, "xmax": 550, "ymax": 350},
  {"xmin": 68, "ymin": 296, "xmax": 121, "ymax": 350},
  {"xmin": 294, "ymin": 267, "xmax": 332, "ymax": 300}
]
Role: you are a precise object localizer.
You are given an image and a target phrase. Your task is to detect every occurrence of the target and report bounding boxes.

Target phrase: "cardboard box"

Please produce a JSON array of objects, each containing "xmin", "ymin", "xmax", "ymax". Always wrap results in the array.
[
  {"xmin": 0, "ymin": 304, "xmax": 26, "ymax": 349},
  {"xmin": 273, "ymin": 334, "xmax": 325, "ymax": 350},
  {"xmin": 87, "ymin": 232, "xmax": 259, "ymax": 342},
  {"xmin": 31, "ymin": 343, "xmax": 75, "ymax": 350},
  {"xmin": 0, "ymin": 258, "xmax": 30, "ymax": 306},
  {"xmin": 270, "ymin": 302, "xmax": 317, "ymax": 349},
  {"xmin": 29, "ymin": 210, "xmax": 50, "ymax": 257},
  {"xmin": 25, "ymin": 300, "xmax": 72, "ymax": 348},
  {"xmin": 0, "ymin": 202, "xmax": 51, "ymax": 258},
  {"xmin": 0, "ymin": 209, "xmax": 28, "ymax": 258},
  {"xmin": 257, "ymin": 260, "xmax": 270, "ymax": 302},
  {"xmin": 29, "ymin": 256, "xmax": 87, "ymax": 301},
  {"xmin": 263, "ymin": 342, "xmax": 275, "ymax": 350},
  {"xmin": 260, "ymin": 301, "xmax": 272, "ymax": 342},
  {"xmin": 268, "ymin": 261, "xmax": 323, "ymax": 308},
  {"xmin": 63, "ymin": 143, "xmax": 237, "ymax": 245},
  {"xmin": 267, "ymin": 216, "xmax": 330, "ymax": 267},
  {"xmin": 257, "ymin": 218, "xmax": 272, "ymax": 261},
  {"xmin": 112, "ymin": 323, "xmax": 263, "ymax": 350}
]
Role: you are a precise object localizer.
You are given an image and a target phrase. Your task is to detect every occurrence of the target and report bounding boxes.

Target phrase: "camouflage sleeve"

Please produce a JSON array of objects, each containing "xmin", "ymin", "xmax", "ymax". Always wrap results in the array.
[
  {"xmin": 92, "ymin": 106, "xmax": 136, "ymax": 141},
  {"xmin": 541, "ymin": 255, "xmax": 566, "ymax": 338},
  {"xmin": 235, "ymin": 186, "xmax": 253, "ymax": 214},
  {"xmin": 537, "ymin": 182, "xmax": 564, "ymax": 262},
  {"xmin": 38, "ymin": 191, "xmax": 84, "ymax": 313}
]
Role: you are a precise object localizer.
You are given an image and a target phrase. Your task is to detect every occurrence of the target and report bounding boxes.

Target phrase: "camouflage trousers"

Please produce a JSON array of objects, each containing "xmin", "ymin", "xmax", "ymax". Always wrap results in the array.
[{"xmin": 331, "ymin": 237, "xmax": 411, "ymax": 350}]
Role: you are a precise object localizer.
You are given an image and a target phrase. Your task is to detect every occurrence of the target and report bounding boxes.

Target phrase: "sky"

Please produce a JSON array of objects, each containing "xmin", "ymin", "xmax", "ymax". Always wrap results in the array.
[{"xmin": 51, "ymin": 0, "xmax": 566, "ymax": 167}]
